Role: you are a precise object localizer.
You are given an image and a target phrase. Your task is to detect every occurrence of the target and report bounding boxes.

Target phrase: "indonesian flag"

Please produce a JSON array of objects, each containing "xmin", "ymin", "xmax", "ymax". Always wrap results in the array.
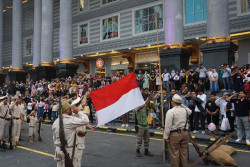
[{"xmin": 90, "ymin": 72, "xmax": 145, "ymax": 127}]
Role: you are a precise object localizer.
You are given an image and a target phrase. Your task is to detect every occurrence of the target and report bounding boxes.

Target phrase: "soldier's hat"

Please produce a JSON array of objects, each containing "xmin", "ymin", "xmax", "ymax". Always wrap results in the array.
[
  {"xmin": 172, "ymin": 94, "xmax": 182, "ymax": 104},
  {"xmin": 71, "ymin": 97, "xmax": 81, "ymax": 106},
  {"xmin": 61, "ymin": 99, "xmax": 70, "ymax": 113},
  {"xmin": 0, "ymin": 96, "xmax": 7, "ymax": 100}
]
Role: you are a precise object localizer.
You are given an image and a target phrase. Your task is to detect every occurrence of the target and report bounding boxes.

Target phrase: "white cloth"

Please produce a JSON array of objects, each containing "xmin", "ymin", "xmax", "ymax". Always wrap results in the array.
[
  {"xmin": 196, "ymin": 68, "xmax": 207, "ymax": 78},
  {"xmin": 195, "ymin": 94, "xmax": 207, "ymax": 112},
  {"xmin": 222, "ymin": 68, "xmax": 231, "ymax": 78},
  {"xmin": 215, "ymin": 97, "xmax": 228, "ymax": 116}
]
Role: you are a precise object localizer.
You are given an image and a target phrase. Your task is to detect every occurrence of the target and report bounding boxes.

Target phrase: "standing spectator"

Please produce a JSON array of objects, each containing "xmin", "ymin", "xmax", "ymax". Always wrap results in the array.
[
  {"xmin": 51, "ymin": 100, "xmax": 59, "ymax": 122},
  {"xmin": 149, "ymin": 70, "xmax": 156, "ymax": 92},
  {"xmin": 193, "ymin": 89, "xmax": 206, "ymax": 134},
  {"xmin": 231, "ymin": 68, "xmax": 245, "ymax": 92},
  {"xmin": 184, "ymin": 71, "xmax": 192, "ymax": 91},
  {"xmin": 168, "ymin": 89, "xmax": 177, "ymax": 109},
  {"xmin": 196, "ymin": 64, "xmax": 207, "ymax": 87},
  {"xmin": 155, "ymin": 72, "xmax": 161, "ymax": 91},
  {"xmin": 221, "ymin": 64, "xmax": 231, "ymax": 91},
  {"xmin": 206, "ymin": 93, "xmax": 220, "ymax": 134},
  {"xmin": 136, "ymin": 70, "xmax": 143, "ymax": 89},
  {"xmin": 143, "ymin": 71, "xmax": 150, "ymax": 89},
  {"xmin": 36, "ymin": 97, "xmax": 45, "ymax": 119},
  {"xmin": 173, "ymin": 72, "xmax": 180, "ymax": 91},
  {"xmin": 170, "ymin": 70, "xmax": 176, "ymax": 90},
  {"xmin": 215, "ymin": 92, "xmax": 229, "ymax": 119},
  {"xmin": 227, "ymin": 91, "xmax": 250, "ymax": 144},
  {"xmin": 121, "ymin": 112, "xmax": 129, "ymax": 127},
  {"xmin": 162, "ymin": 69, "xmax": 171, "ymax": 92},
  {"xmin": 183, "ymin": 92, "xmax": 196, "ymax": 131},
  {"xmin": 208, "ymin": 69, "xmax": 219, "ymax": 93},
  {"xmin": 154, "ymin": 89, "xmax": 170, "ymax": 129}
]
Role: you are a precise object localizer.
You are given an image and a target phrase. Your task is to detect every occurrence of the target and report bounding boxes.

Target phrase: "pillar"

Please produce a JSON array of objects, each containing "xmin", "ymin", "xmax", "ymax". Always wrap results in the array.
[
  {"xmin": 0, "ymin": 0, "xmax": 7, "ymax": 84},
  {"xmin": 8, "ymin": 0, "xmax": 26, "ymax": 83},
  {"xmin": 55, "ymin": 0, "xmax": 78, "ymax": 78},
  {"xmin": 29, "ymin": 0, "xmax": 42, "ymax": 81},
  {"xmin": 200, "ymin": 0, "xmax": 237, "ymax": 68},
  {"xmin": 160, "ymin": 0, "xmax": 191, "ymax": 71},
  {"xmin": 36, "ymin": 0, "xmax": 56, "ymax": 81}
]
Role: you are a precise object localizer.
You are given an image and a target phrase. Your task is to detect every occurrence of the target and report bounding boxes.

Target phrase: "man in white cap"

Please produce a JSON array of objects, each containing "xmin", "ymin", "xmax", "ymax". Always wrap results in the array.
[
  {"xmin": 71, "ymin": 91, "xmax": 95, "ymax": 167},
  {"xmin": 10, "ymin": 96, "xmax": 23, "ymax": 147},
  {"xmin": 164, "ymin": 94, "xmax": 192, "ymax": 167},
  {"xmin": 0, "ymin": 96, "xmax": 10, "ymax": 149},
  {"xmin": 52, "ymin": 98, "xmax": 89, "ymax": 167}
]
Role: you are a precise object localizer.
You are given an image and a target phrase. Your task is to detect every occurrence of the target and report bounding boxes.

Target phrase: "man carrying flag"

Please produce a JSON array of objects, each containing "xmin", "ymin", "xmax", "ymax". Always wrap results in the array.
[
  {"xmin": 135, "ymin": 88, "xmax": 153, "ymax": 157},
  {"xmin": 90, "ymin": 72, "xmax": 145, "ymax": 127}
]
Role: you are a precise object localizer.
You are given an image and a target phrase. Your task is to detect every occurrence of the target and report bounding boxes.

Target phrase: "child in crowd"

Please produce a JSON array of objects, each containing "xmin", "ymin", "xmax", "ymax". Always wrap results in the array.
[{"xmin": 27, "ymin": 110, "xmax": 40, "ymax": 143}]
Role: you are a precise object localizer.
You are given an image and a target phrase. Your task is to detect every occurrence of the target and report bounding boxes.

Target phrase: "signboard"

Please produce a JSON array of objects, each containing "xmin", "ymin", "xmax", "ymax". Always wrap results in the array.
[{"xmin": 96, "ymin": 58, "xmax": 104, "ymax": 68}]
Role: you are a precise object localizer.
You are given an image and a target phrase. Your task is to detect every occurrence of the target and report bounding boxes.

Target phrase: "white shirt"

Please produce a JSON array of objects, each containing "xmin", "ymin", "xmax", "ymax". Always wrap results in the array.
[
  {"xmin": 196, "ymin": 68, "xmax": 207, "ymax": 78},
  {"xmin": 162, "ymin": 73, "xmax": 171, "ymax": 81},
  {"xmin": 37, "ymin": 101, "xmax": 45, "ymax": 108},
  {"xmin": 222, "ymin": 68, "xmax": 231, "ymax": 78},
  {"xmin": 27, "ymin": 102, "xmax": 33, "ymax": 110},
  {"xmin": 52, "ymin": 104, "xmax": 59, "ymax": 112},
  {"xmin": 195, "ymin": 94, "xmax": 206, "ymax": 112}
]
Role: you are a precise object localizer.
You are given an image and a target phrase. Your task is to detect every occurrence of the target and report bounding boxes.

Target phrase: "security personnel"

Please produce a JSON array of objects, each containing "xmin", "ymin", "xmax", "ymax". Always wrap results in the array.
[
  {"xmin": 0, "ymin": 96, "xmax": 10, "ymax": 149},
  {"xmin": 164, "ymin": 94, "xmax": 192, "ymax": 167},
  {"xmin": 10, "ymin": 96, "xmax": 22, "ymax": 147},
  {"xmin": 52, "ymin": 99, "xmax": 89, "ymax": 167}
]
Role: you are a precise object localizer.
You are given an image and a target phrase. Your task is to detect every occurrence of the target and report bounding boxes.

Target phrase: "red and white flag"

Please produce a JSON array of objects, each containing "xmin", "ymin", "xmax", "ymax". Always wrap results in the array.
[{"xmin": 90, "ymin": 72, "xmax": 145, "ymax": 127}]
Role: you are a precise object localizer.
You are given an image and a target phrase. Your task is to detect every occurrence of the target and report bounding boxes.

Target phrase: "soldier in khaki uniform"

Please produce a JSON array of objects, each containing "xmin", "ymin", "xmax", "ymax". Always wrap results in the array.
[
  {"xmin": 10, "ymin": 97, "xmax": 23, "ymax": 147},
  {"xmin": 164, "ymin": 94, "xmax": 192, "ymax": 167},
  {"xmin": 71, "ymin": 92, "xmax": 96, "ymax": 167},
  {"xmin": 52, "ymin": 99, "xmax": 89, "ymax": 167},
  {"xmin": 0, "ymin": 96, "xmax": 10, "ymax": 149}
]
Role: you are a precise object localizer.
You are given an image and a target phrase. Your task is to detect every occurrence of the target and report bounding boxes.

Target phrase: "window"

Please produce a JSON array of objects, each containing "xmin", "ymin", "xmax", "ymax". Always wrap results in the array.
[
  {"xmin": 241, "ymin": 0, "xmax": 250, "ymax": 13},
  {"xmin": 102, "ymin": 0, "xmax": 117, "ymax": 5},
  {"xmin": 185, "ymin": 0, "xmax": 206, "ymax": 24},
  {"xmin": 25, "ymin": 12, "xmax": 33, "ymax": 30},
  {"xmin": 79, "ymin": 23, "xmax": 88, "ymax": 44},
  {"xmin": 79, "ymin": 0, "xmax": 88, "ymax": 12},
  {"xmin": 25, "ymin": 38, "xmax": 32, "ymax": 55},
  {"xmin": 102, "ymin": 15, "xmax": 119, "ymax": 40},
  {"xmin": 134, "ymin": 4, "xmax": 163, "ymax": 34}
]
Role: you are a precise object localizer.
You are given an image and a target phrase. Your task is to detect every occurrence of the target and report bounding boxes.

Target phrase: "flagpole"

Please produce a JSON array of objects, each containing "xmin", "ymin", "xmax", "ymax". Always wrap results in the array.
[{"xmin": 154, "ymin": 9, "xmax": 166, "ymax": 162}]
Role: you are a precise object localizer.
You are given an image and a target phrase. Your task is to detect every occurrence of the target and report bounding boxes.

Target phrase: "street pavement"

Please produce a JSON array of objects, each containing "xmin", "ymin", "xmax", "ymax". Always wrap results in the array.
[{"xmin": 0, "ymin": 123, "xmax": 250, "ymax": 167}]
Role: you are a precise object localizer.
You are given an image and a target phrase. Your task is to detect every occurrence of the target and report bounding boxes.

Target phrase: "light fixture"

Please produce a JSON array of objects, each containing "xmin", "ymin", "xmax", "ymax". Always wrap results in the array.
[
  {"xmin": 148, "ymin": 45, "xmax": 151, "ymax": 47},
  {"xmin": 128, "ymin": 48, "xmax": 131, "ymax": 49},
  {"xmin": 145, "ymin": 64, "xmax": 147, "ymax": 66},
  {"xmin": 196, "ymin": 37, "xmax": 199, "ymax": 39},
  {"xmin": 96, "ymin": 53, "xmax": 99, "ymax": 54},
  {"xmin": 81, "ymin": 54, "xmax": 83, "ymax": 57},
  {"xmin": 112, "ymin": 50, "xmax": 114, "ymax": 52}
]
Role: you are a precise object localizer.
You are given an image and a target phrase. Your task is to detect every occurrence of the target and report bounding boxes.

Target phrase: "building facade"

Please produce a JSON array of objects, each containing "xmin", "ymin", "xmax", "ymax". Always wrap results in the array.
[{"xmin": 0, "ymin": 0, "xmax": 250, "ymax": 81}]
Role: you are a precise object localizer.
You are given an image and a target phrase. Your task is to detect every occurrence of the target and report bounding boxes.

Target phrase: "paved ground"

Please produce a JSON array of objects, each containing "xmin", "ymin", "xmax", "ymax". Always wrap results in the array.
[{"xmin": 0, "ymin": 123, "xmax": 250, "ymax": 167}]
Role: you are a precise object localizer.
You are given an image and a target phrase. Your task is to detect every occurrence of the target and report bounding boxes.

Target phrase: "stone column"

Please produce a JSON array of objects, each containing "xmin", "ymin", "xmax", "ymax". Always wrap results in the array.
[
  {"xmin": 55, "ymin": 0, "xmax": 78, "ymax": 78},
  {"xmin": 160, "ymin": 0, "xmax": 191, "ymax": 71},
  {"xmin": 8, "ymin": 0, "xmax": 26, "ymax": 83},
  {"xmin": 36, "ymin": 0, "xmax": 56, "ymax": 81},
  {"xmin": 200, "ymin": 0, "xmax": 237, "ymax": 68},
  {"xmin": 30, "ymin": 0, "xmax": 42, "ymax": 81},
  {"xmin": 0, "ymin": 0, "xmax": 6, "ymax": 84},
  {"xmin": 33, "ymin": 0, "xmax": 42, "ymax": 68}
]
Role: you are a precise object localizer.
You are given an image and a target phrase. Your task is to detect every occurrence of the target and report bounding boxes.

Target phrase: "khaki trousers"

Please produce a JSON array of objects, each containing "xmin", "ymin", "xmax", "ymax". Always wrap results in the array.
[
  {"xmin": 0, "ymin": 119, "xmax": 9, "ymax": 141},
  {"xmin": 12, "ymin": 119, "xmax": 21, "ymax": 143},
  {"xmin": 136, "ymin": 128, "xmax": 149, "ymax": 150},
  {"xmin": 169, "ymin": 131, "xmax": 189, "ymax": 167},
  {"xmin": 55, "ymin": 146, "xmax": 78, "ymax": 167}
]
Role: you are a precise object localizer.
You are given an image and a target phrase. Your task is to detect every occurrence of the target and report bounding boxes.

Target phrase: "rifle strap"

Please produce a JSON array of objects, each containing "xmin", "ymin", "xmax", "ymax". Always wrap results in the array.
[{"xmin": 71, "ymin": 132, "xmax": 77, "ymax": 161}]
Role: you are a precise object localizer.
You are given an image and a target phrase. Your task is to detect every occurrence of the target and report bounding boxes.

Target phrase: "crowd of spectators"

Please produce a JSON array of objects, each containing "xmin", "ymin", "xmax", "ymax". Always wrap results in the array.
[{"xmin": 0, "ymin": 63, "xmax": 249, "ymax": 144}]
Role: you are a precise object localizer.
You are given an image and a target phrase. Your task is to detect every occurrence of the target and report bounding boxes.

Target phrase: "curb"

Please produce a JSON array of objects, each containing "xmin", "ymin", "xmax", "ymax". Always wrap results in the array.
[{"xmin": 97, "ymin": 126, "xmax": 249, "ymax": 146}]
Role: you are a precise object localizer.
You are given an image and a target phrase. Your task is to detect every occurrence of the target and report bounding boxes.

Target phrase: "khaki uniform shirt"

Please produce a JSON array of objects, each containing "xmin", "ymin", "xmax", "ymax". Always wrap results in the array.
[
  {"xmin": 52, "ymin": 111, "xmax": 89, "ymax": 147},
  {"xmin": 11, "ymin": 103, "xmax": 22, "ymax": 119},
  {"xmin": 163, "ymin": 105, "xmax": 192, "ymax": 139},
  {"xmin": 0, "ymin": 102, "xmax": 10, "ymax": 119},
  {"xmin": 29, "ymin": 116, "xmax": 37, "ymax": 127}
]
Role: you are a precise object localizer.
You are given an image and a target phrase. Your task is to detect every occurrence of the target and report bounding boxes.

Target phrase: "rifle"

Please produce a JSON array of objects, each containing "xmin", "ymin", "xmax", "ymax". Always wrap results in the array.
[
  {"xmin": 38, "ymin": 118, "xmax": 42, "ymax": 141},
  {"xmin": 58, "ymin": 99, "xmax": 74, "ymax": 167},
  {"xmin": 8, "ymin": 95, "xmax": 13, "ymax": 150}
]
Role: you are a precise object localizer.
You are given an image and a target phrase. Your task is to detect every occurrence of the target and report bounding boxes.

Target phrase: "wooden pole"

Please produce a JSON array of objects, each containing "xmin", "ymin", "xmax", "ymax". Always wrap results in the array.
[{"xmin": 154, "ymin": 8, "xmax": 166, "ymax": 162}]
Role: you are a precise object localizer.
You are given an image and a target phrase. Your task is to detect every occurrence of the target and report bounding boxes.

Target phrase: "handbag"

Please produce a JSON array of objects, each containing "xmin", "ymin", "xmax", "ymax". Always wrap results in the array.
[{"xmin": 220, "ymin": 115, "xmax": 231, "ymax": 131}]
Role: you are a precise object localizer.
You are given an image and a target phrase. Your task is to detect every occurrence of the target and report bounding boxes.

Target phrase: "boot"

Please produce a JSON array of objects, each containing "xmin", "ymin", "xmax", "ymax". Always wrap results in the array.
[
  {"xmin": 136, "ymin": 149, "xmax": 141, "ymax": 157},
  {"xmin": 144, "ymin": 149, "xmax": 153, "ymax": 157},
  {"xmin": 16, "ymin": 142, "xmax": 22, "ymax": 146}
]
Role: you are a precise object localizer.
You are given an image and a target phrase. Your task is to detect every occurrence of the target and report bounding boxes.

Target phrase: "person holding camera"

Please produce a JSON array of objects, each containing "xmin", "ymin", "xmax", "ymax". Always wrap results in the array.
[
  {"xmin": 164, "ymin": 94, "xmax": 192, "ymax": 167},
  {"xmin": 231, "ymin": 68, "xmax": 245, "ymax": 92}
]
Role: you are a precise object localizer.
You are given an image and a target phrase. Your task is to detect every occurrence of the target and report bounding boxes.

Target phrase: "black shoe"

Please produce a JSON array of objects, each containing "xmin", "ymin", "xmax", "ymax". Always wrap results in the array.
[
  {"xmin": 2, "ymin": 144, "xmax": 7, "ymax": 149},
  {"xmin": 136, "ymin": 149, "xmax": 141, "ymax": 157},
  {"xmin": 144, "ymin": 149, "xmax": 153, "ymax": 157}
]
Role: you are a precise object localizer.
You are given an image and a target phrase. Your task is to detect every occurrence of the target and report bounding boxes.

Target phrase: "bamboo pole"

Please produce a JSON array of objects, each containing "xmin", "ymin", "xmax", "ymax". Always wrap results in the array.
[{"xmin": 154, "ymin": 9, "xmax": 166, "ymax": 162}]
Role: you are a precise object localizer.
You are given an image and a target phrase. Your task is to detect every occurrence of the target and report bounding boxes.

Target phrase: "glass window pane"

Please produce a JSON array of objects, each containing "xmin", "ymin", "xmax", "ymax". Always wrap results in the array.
[
  {"xmin": 79, "ymin": 0, "xmax": 88, "ymax": 11},
  {"xmin": 134, "ymin": 4, "xmax": 163, "ymax": 34},
  {"xmin": 186, "ymin": 5, "xmax": 194, "ymax": 15},
  {"xmin": 102, "ymin": 16, "xmax": 118, "ymax": 40},
  {"xmin": 194, "ymin": 12, "xmax": 203, "ymax": 22},
  {"xmin": 186, "ymin": 0, "xmax": 194, "ymax": 6},
  {"xmin": 186, "ymin": 15, "xmax": 194, "ymax": 24},
  {"xmin": 79, "ymin": 24, "xmax": 88, "ymax": 44}
]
